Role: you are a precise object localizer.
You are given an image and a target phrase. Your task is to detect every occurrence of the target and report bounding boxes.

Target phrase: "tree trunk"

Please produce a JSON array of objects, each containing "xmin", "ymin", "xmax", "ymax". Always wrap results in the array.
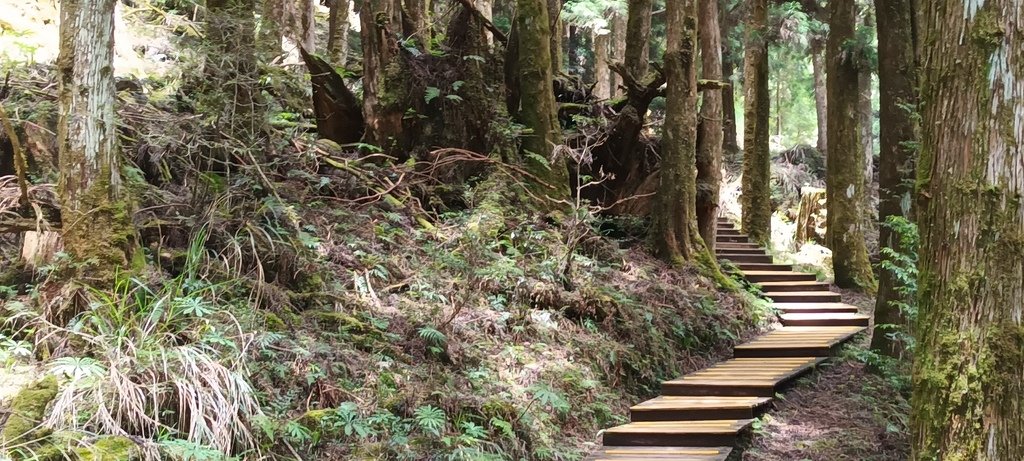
[
  {"xmin": 593, "ymin": 29, "xmax": 611, "ymax": 99},
  {"xmin": 547, "ymin": 0, "xmax": 563, "ymax": 75},
  {"xmin": 912, "ymin": 2, "xmax": 1024, "ymax": 458},
  {"xmin": 403, "ymin": 0, "xmax": 430, "ymax": 49},
  {"xmin": 859, "ymin": 10, "xmax": 875, "ymax": 232},
  {"xmin": 57, "ymin": 0, "xmax": 133, "ymax": 279},
  {"xmin": 720, "ymin": 0, "xmax": 740, "ymax": 160},
  {"xmin": 623, "ymin": 0, "xmax": 652, "ymax": 81},
  {"xmin": 794, "ymin": 187, "xmax": 826, "ymax": 245},
  {"xmin": 695, "ymin": 0, "xmax": 723, "ymax": 249},
  {"xmin": 810, "ymin": 38, "xmax": 827, "ymax": 154},
  {"xmin": 477, "ymin": 0, "xmax": 495, "ymax": 44},
  {"xmin": 870, "ymin": 0, "xmax": 917, "ymax": 358},
  {"xmin": 609, "ymin": 11, "xmax": 627, "ymax": 97},
  {"xmin": 825, "ymin": 0, "xmax": 874, "ymax": 290},
  {"xmin": 327, "ymin": 0, "xmax": 350, "ymax": 65},
  {"xmin": 652, "ymin": 0, "xmax": 707, "ymax": 264},
  {"xmin": 300, "ymin": 0, "xmax": 316, "ymax": 52},
  {"xmin": 740, "ymin": 0, "xmax": 771, "ymax": 244},
  {"xmin": 514, "ymin": 0, "xmax": 569, "ymax": 198},
  {"xmin": 360, "ymin": 0, "xmax": 404, "ymax": 153}
]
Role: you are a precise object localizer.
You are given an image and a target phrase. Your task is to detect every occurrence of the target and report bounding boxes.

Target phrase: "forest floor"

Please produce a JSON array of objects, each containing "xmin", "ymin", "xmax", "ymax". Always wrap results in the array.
[{"xmin": 737, "ymin": 289, "xmax": 911, "ymax": 461}]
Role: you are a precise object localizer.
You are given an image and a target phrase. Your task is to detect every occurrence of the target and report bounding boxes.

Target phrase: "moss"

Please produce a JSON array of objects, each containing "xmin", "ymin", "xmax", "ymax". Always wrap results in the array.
[
  {"xmin": 73, "ymin": 436, "xmax": 139, "ymax": 461},
  {"xmin": 263, "ymin": 312, "xmax": 286, "ymax": 331},
  {"xmin": 0, "ymin": 375, "xmax": 59, "ymax": 448},
  {"xmin": 312, "ymin": 311, "xmax": 368, "ymax": 333},
  {"xmin": 299, "ymin": 409, "xmax": 337, "ymax": 434}
]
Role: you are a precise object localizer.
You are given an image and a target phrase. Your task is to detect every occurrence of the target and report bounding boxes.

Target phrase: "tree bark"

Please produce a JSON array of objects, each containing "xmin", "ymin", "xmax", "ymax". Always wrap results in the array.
[
  {"xmin": 870, "ymin": 0, "xmax": 917, "ymax": 358},
  {"xmin": 327, "ymin": 0, "xmax": 350, "ymax": 65},
  {"xmin": 57, "ymin": 0, "xmax": 133, "ymax": 278},
  {"xmin": 810, "ymin": 37, "xmax": 827, "ymax": 154},
  {"xmin": 624, "ymin": 0, "xmax": 652, "ymax": 81},
  {"xmin": 360, "ymin": 0, "xmax": 404, "ymax": 153},
  {"xmin": 300, "ymin": 0, "xmax": 316, "ymax": 52},
  {"xmin": 547, "ymin": 0, "xmax": 563, "ymax": 75},
  {"xmin": 720, "ymin": 0, "xmax": 740, "ymax": 160},
  {"xmin": 825, "ymin": 0, "xmax": 874, "ymax": 290},
  {"xmin": 652, "ymin": 0, "xmax": 716, "ymax": 271},
  {"xmin": 403, "ymin": 0, "xmax": 430, "ymax": 49},
  {"xmin": 859, "ymin": 10, "xmax": 875, "ymax": 232},
  {"xmin": 695, "ymin": 0, "xmax": 723, "ymax": 249},
  {"xmin": 477, "ymin": 0, "xmax": 495, "ymax": 44},
  {"xmin": 514, "ymin": 0, "xmax": 569, "ymax": 198},
  {"xmin": 740, "ymin": 0, "xmax": 771, "ymax": 244},
  {"xmin": 609, "ymin": 11, "xmax": 627, "ymax": 97},
  {"xmin": 208, "ymin": 0, "xmax": 264, "ymax": 163},
  {"xmin": 593, "ymin": 29, "xmax": 611, "ymax": 99},
  {"xmin": 911, "ymin": 2, "xmax": 1024, "ymax": 458}
]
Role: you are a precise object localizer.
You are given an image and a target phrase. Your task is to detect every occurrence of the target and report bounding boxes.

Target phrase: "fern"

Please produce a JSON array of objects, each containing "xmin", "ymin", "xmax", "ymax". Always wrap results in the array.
[
  {"xmin": 414, "ymin": 405, "xmax": 446, "ymax": 436},
  {"xmin": 529, "ymin": 383, "xmax": 570, "ymax": 415},
  {"xmin": 418, "ymin": 326, "xmax": 447, "ymax": 347}
]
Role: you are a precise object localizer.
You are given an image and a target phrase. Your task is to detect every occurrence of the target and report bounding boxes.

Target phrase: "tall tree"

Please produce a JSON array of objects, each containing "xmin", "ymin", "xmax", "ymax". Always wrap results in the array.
[
  {"xmin": 623, "ymin": 0, "xmax": 652, "ymax": 80},
  {"xmin": 514, "ymin": 0, "xmax": 569, "ymax": 197},
  {"xmin": 609, "ymin": 11, "xmax": 627, "ymax": 97},
  {"xmin": 208, "ymin": 0, "xmax": 263, "ymax": 162},
  {"xmin": 652, "ymin": 0, "xmax": 708, "ymax": 264},
  {"xmin": 720, "ymin": 0, "xmax": 740, "ymax": 159},
  {"xmin": 912, "ymin": 1, "xmax": 1024, "ymax": 458},
  {"xmin": 360, "ymin": 0, "xmax": 403, "ymax": 152},
  {"xmin": 810, "ymin": 36, "xmax": 827, "ymax": 154},
  {"xmin": 695, "ymin": 0, "xmax": 724, "ymax": 247},
  {"xmin": 548, "ymin": 0, "xmax": 564, "ymax": 74},
  {"xmin": 327, "ymin": 0, "xmax": 351, "ymax": 65},
  {"xmin": 57, "ymin": 0, "xmax": 133, "ymax": 277},
  {"xmin": 869, "ymin": 0, "xmax": 917, "ymax": 357},
  {"xmin": 740, "ymin": 0, "xmax": 771, "ymax": 244},
  {"xmin": 858, "ymin": 9, "xmax": 876, "ymax": 232},
  {"xmin": 593, "ymin": 27, "xmax": 612, "ymax": 99},
  {"xmin": 825, "ymin": 0, "xmax": 874, "ymax": 290}
]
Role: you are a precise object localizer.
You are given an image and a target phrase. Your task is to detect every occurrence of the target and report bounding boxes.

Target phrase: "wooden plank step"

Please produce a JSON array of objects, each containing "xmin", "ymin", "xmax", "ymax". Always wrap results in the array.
[
  {"xmin": 713, "ymin": 247, "xmax": 765, "ymax": 255},
  {"xmin": 741, "ymin": 271, "xmax": 816, "ymax": 283},
  {"xmin": 733, "ymin": 326, "xmax": 865, "ymax": 358},
  {"xmin": 772, "ymin": 302, "xmax": 859, "ymax": 314},
  {"xmin": 586, "ymin": 446, "xmax": 732, "ymax": 461},
  {"xmin": 780, "ymin": 312, "xmax": 870, "ymax": 327},
  {"xmin": 717, "ymin": 229, "xmax": 743, "ymax": 236},
  {"xmin": 764, "ymin": 291, "xmax": 842, "ymax": 303},
  {"xmin": 756, "ymin": 281, "xmax": 831, "ymax": 292},
  {"xmin": 602, "ymin": 420, "xmax": 752, "ymax": 447},
  {"xmin": 661, "ymin": 357, "xmax": 826, "ymax": 397},
  {"xmin": 630, "ymin": 396, "xmax": 772, "ymax": 421},
  {"xmin": 736, "ymin": 263, "xmax": 794, "ymax": 272},
  {"xmin": 716, "ymin": 241, "xmax": 760, "ymax": 248},
  {"xmin": 716, "ymin": 235, "xmax": 750, "ymax": 243},
  {"xmin": 718, "ymin": 254, "xmax": 772, "ymax": 264}
]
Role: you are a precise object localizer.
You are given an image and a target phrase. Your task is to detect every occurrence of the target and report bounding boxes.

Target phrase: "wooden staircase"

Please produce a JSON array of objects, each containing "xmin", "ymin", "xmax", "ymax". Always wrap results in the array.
[{"xmin": 587, "ymin": 217, "xmax": 868, "ymax": 461}]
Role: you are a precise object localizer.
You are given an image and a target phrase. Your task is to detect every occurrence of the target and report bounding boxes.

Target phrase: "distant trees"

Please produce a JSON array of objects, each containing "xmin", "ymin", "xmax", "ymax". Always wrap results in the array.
[
  {"xmin": 56, "ymin": 0, "xmax": 133, "ymax": 278},
  {"xmin": 911, "ymin": 1, "xmax": 1024, "ymax": 458},
  {"xmin": 825, "ymin": 0, "xmax": 874, "ymax": 290}
]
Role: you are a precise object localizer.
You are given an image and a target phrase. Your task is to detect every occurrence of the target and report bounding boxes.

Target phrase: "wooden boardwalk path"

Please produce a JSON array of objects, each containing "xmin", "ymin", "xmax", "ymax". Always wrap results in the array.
[{"xmin": 587, "ymin": 218, "xmax": 868, "ymax": 460}]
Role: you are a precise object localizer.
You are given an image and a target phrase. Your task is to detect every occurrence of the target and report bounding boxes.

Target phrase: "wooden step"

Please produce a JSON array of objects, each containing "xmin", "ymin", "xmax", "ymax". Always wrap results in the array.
[
  {"xmin": 586, "ymin": 446, "xmax": 732, "ymax": 461},
  {"xmin": 718, "ymin": 254, "xmax": 772, "ymax": 264},
  {"xmin": 717, "ymin": 229, "xmax": 743, "ymax": 236},
  {"xmin": 630, "ymin": 396, "xmax": 772, "ymax": 422},
  {"xmin": 756, "ymin": 281, "xmax": 831, "ymax": 292},
  {"xmin": 764, "ymin": 291, "xmax": 842, "ymax": 303},
  {"xmin": 661, "ymin": 357, "xmax": 826, "ymax": 397},
  {"xmin": 602, "ymin": 420, "xmax": 752, "ymax": 447},
  {"xmin": 733, "ymin": 326, "xmax": 865, "ymax": 358},
  {"xmin": 716, "ymin": 235, "xmax": 750, "ymax": 243},
  {"xmin": 713, "ymin": 247, "xmax": 765, "ymax": 255},
  {"xmin": 736, "ymin": 263, "xmax": 793, "ymax": 272},
  {"xmin": 780, "ymin": 312, "xmax": 870, "ymax": 327},
  {"xmin": 772, "ymin": 302, "xmax": 859, "ymax": 314},
  {"xmin": 716, "ymin": 241, "xmax": 761, "ymax": 248},
  {"xmin": 742, "ymin": 271, "xmax": 816, "ymax": 283}
]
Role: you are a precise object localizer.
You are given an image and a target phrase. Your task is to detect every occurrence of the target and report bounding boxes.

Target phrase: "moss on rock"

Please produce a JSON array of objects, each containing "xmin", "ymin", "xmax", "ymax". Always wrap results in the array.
[
  {"xmin": 73, "ymin": 436, "xmax": 139, "ymax": 461},
  {"xmin": 0, "ymin": 375, "xmax": 59, "ymax": 448}
]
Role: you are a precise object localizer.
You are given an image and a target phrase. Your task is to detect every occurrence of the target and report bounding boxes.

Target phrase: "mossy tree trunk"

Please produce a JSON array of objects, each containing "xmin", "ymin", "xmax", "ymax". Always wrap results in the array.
[
  {"xmin": 825, "ymin": 0, "xmax": 875, "ymax": 291},
  {"xmin": 652, "ymin": 0, "xmax": 712, "ymax": 267},
  {"xmin": 858, "ymin": 9, "xmax": 876, "ymax": 233},
  {"xmin": 513, "ymin": 0, "xmax": 569, "ymax": 198},
  {"xmin": 695, "ymin": 0, "xmax": 724, "ymax": 248},
  {"xmin": 609, "ymin": 11, "xmax": 627, "ymax": 97},
  {"xmin": 911, "ymin": 1, "xmax": 1024, "ymax": 458},
  {"xmin": 57, "ymin": 0, "xmax": 134, "ymax": 279},
  {"xmin": 624, "ymin": 0, "xmax": 652, "ymax": 81},
  {"xmin": 720, "ymin": 0, "xmax": 740, "ymax": 160},
  {"xmin": 593, "ymin": 28, "xmax": 611, "ymax": 99},
  {"xmin": 870, "ymin": 0, "xmax": 917, "ymax": 358},
  {"xmin": 547, "ymin": 0, "xmax": 563, "ymax": 75},
  {"xmin": 810, "ymin": 37, "xmax": 827, "ymax": 154},
  {"xmin": 360, "ymin": 0, "xmax": 405, "ymax": 154},
  {"xmin": 740, "ymin": 0, "xmax": 771, "ymax": 244},
  {"xmin": 327, "ymin": 0, "xmax": 350, "ymax": 65},
  {"xmin": 402, "ymin": 0, "xmax": 430, "ymax": 49}
]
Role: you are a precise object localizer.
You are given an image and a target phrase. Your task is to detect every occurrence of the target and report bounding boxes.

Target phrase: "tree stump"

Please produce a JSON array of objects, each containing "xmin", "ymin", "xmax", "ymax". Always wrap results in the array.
[{"xmin": 794, "ymin": 187, "xmax": 826, "ymax": 245}]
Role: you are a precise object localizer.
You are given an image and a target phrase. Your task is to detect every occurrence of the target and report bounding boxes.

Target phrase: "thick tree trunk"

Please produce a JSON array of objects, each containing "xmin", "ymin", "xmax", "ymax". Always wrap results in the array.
[
  {"xmin": 327, "ymin": 0, "xmax": 351, "ymax": 65},
  {"xmin": 695, "ymin": 0, "xmax": 723, "ymax": 248},
  {"xmin": 623, "ymin": 0, "xmax": 652, "ymax": 81},
  {"xmin": 720, "ymin": 0, "xmax": 740, "ymax": 160},
  {"xmin": 794, "ymin": 187, "xmax": 826, "ymax": 245},
  {"xmin": 300, "ymin": 0, "xmax": 316, "ymax": 52},
  {"xmin": 870, "ymin": 0, "xmax": 916, "ymax": 358},
  {"xmin": 477, "ymin": 0, "xmax": 495, "ymax": 44},
  {"xmin": 810, "ymin": 38, "xmax": 827, "ymax": 154},
  {"xmin": 57, "ymin": 0, "xmax": 133, "ymax": 278},
  {"xmin": 547, "ymin": 0, "xmax": 563, "ymax": 75},
  {"xmin": 609, "ymin": 11, "xmax": 627, "ymax": 97},
  {"xmin": 360, "ymin": 0, "xmax": 404, "ymax": 153},
  {"xmin": 911, "ymin": 2, "xmax": 1024, "ymax": 458},
  {"xmin": 403, "ymin": 0, "xmax": 430, "ymax": 49},
  {"xmin": 740, "ymin": 0, "xmax": 771, "ymax": 244},
  {"xmin": 515, "ymin": 0, "xmax": 569, "ymax": 198},
  {"xmin": 593, "ymin": 29, "xmax": 611, "ymax": 99},
  {"xmin": 652, "ymin": 0, "xmax": 707, "ymax": 264},
  {"xmin": 858, "ymin": 11, "xmax": 876, "ymax": 232},
  {"xmin": 825, "ymin": 0, "xmax": 874, "ymax": 290}
]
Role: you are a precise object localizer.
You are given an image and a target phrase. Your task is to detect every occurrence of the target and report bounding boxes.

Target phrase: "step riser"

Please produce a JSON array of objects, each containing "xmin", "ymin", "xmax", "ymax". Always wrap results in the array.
[
  {"xmin": 630, "ymin": 407, "xmax": 758, "ymax": 422},
  {"xmin": 781, "ymin": 318, "xmax": 870, "ymax": 327},
  {"xmin": 603, "ymin": 432, "xmax": 739, "ymax": 448},
  {"xmin": 766, "ymin": 293, "xmax": 842, "ymax": 303},
  {"xmin": 776, "ymin": 307, "xmax": 859, "ymax": 314},
  {"xmin": 716, "ymin": 236, "xmax": 750, "ymax": 243},
  {"xmin": 661, "ymin": 384, "xmax": 775, "ymax": 398},
  {"xmin": 744, "ymin": 273, "xmax": 817, "ymax": 282},
  {"xmin": 714, "ymin": 248, "xmax": 765, "ymax": 255},
  {"xmin": 719, "ymin": 255, "xmax": 773, "ymax": 263},
  {"xmin": 734, "ymin": 346, "xmax": 835, "ymax": 358},
  {"xmin": 757, "ymin": 284, "xmax": 831, "ymax": 292},
  {"xmin": 738, "ymin": 264, "xmax": 794, "ymax": 272}
]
